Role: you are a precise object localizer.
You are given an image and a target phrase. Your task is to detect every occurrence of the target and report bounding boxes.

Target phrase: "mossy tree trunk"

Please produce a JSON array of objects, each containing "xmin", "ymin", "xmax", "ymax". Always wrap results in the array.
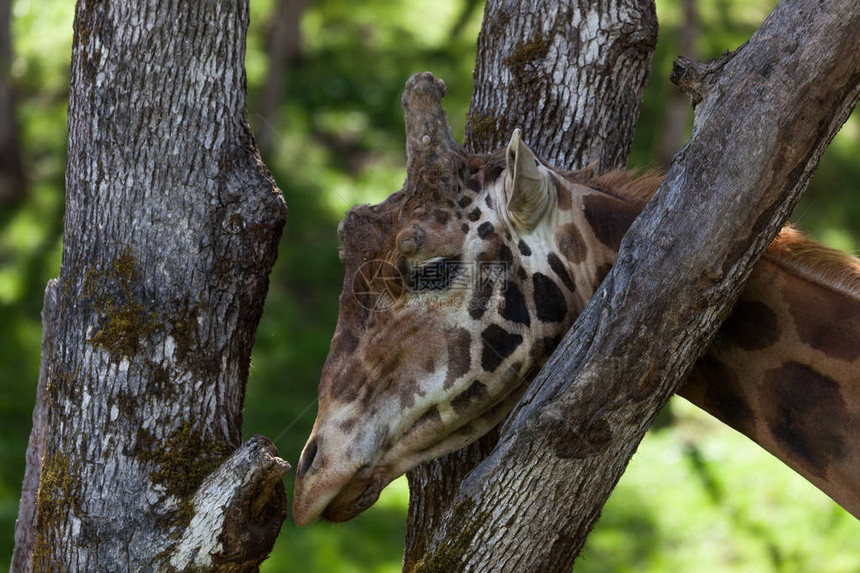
[
  {"xmin": 405, "ymin": 0, "xmax": 658, "ymax": 566},
  {"xmin": 406, "ymin": 0, "xmax": 860, "ymax": 571},
  {"xmin": 13, "ymin": 1, "xmax": 289, "ymax": 571}
]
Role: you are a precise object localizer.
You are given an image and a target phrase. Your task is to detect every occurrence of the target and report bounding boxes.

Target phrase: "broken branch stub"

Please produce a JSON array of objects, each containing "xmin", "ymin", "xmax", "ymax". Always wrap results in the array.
[{"xmin": 168, "ymin": 436, "xmax": 290, "ymax": 573}]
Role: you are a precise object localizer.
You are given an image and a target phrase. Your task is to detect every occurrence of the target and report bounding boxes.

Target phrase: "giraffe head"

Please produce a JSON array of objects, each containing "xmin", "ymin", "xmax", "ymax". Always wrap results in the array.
[{"xmin": 292, "ymin": 73, "xmax": 641, "ymax": 525}]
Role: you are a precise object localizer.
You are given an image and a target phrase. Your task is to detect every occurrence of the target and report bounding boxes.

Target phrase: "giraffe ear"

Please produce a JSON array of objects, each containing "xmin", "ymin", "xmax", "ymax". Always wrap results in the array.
[{"xmin": 505, "ymin": 129, "xmax": 551, "ymax": 231}]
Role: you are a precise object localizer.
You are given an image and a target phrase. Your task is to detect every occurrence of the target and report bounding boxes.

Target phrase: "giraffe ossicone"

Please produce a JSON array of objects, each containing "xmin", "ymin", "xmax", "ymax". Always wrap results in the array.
[{"xmin": 292, "ymin": 72, "xmax": 860, "ymax": 527}]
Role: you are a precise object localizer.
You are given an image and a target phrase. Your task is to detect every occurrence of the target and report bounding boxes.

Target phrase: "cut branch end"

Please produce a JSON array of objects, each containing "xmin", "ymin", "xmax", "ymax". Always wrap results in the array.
[{"xmin": 168, "ymin": 436, "xmax": 290, "ymax": 573}]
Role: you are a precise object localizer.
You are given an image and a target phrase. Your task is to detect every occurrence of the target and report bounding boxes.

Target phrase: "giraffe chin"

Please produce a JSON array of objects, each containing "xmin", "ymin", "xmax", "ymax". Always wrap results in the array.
[
  {"xmin": 319, "ymin": 472, "xmax": 388, "ymax": 523},
  {"xmin": 293, "ymin": 463, "xmax": 394, "ymax": 526}
]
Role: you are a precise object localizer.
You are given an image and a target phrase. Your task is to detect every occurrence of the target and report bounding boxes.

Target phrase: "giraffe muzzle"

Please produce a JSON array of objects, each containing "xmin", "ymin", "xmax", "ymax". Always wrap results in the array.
[{"xmin": 292, "ymin": 429, "xmax": 395, "ymax": 526}]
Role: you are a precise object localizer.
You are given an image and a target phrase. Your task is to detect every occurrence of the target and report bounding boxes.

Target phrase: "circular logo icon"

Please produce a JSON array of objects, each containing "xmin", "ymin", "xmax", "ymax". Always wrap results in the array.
[{"xmin": 352, "ymin": 260, "xmax": 404, "ymax": 312}]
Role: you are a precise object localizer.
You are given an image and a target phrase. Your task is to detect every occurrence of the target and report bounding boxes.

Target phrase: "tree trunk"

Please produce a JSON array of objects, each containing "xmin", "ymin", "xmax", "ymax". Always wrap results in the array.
[
  {"xmin": 0, "ymin": 0, "xmax": 25, "ymax": 204},
  {"xmin": 408, "ymin": 0, "xmax": 860, "ymax": 571},
  {"xmin": 464, "ymin": 0, "xmax": 658, "ymax": 168},
  {"xmin": 405, "ymin": 0, "xmax": 658, "ymax": 566},
  {"xmin": 255, "ymin": 0, "xmax": 306, "ymax": 155},
  {"xmin": 14, "ymin": 1, "xmax": 289, "ymax": 571}
]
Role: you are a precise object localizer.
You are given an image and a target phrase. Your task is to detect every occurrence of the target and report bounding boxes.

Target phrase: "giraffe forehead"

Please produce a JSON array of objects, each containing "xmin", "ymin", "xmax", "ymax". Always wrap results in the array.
[
  {"xmin": 338, "ymin": 198, "xmax": 403, "ymax": 260},
  {"xmin": 337, "ymin": 156, "xmax": 506, "ymax": 263}
]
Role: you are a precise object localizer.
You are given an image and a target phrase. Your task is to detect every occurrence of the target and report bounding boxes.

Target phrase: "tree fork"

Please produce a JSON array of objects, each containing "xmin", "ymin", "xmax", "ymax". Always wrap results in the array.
[
  {"xmin": 14, "ymin": 1, "xmax": 289, "ymax": 571},
  {"xmin": 410, "ymin": 0, "xmax": 860, "ymax": 570}
]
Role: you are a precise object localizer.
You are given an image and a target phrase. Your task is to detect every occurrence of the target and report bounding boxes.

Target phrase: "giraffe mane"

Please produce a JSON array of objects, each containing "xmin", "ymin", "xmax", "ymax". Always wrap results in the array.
[
  {"xmin": 559, "ymin": 169, "xmax": 860, "ymax": 300},
  {"xmin": 765, "ymin": 226, "xmax": 860, "ymax": 299},
  {"xmin": 588, "ymin": 169, "xmax": 665, "ymax": 208}
]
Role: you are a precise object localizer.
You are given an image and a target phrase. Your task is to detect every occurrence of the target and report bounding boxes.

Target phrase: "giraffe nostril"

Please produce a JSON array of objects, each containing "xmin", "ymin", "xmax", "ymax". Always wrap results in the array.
[{"xmin": 297, "ymin": 438, "xmax": 319, "ymax": 478}]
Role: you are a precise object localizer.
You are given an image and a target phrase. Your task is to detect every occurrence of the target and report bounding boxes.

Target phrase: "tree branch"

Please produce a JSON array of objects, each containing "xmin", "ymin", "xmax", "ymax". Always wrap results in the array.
[
  {"xmin": 168, "ymin": 436, "xmax": 290, "ymax": 572},
  {"xmin": 411, "ymin": 0, "xmax": 860, "ymax": 570}
]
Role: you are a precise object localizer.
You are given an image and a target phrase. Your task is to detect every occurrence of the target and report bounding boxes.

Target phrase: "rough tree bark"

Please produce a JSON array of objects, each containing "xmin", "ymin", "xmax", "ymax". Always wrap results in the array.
[
  {"xmin": 11, "ymin": 282, "xmax": 57, "ymax": 572},
  {"xmin": 464, "ymin": 0, "xmax": 658, "ymax": 167},
  {"xmin": 408, "ymin": 0, "xmax": 860, "ymax": 571},
  {"xmin": 13, "ymin": 1, "xmax": 289, "ymax": 571},
  {"xmin": 406, "ymin": 0, "xmax": 658, "ymax": 564},
  {"xmin": 0, "ymin": 0, "xmax": 25, "ymax": 204}
]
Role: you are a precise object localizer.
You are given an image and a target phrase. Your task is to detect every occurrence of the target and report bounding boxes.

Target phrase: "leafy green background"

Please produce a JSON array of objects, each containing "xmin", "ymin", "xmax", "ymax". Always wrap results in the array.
[{"xmin": 1, "ymin": 0, "xmax": 858, "ymax": 570}]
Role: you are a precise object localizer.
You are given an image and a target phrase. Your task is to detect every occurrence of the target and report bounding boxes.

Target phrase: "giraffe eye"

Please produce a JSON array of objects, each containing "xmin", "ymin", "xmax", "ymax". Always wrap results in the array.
[{"xmin": 409, "ymin": 257, "xmax": 466, "ymax": 291}]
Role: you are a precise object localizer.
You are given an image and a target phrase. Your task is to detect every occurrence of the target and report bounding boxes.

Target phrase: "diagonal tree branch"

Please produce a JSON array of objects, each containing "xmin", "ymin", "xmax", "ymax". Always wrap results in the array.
[{"xmin": 410, "ymin": 0, "xmax": 860, "ymax": 570}]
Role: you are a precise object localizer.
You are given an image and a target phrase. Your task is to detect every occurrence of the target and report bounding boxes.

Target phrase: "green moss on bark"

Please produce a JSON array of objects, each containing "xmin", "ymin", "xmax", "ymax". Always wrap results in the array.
[
  {"xmin": 502, "ymin": 32, "xmax": 549, "ymax": 76},
  {"xmin": 36, "ymin": 450, "xmax": 83, "ymax": 526},
  {"xmin": 83, "ymin": 246, "xmax": 209, "ymax": 376},
  {"xmin": 45, "ymin": 366, "xmax": 81, "ymax": 402},
  {"xmin": 89, "ymin": 297, "xmax": 160, "ymax": 357},
  {"xmin": 466, "ymin": 112, "xmax": 504, "ymax": 147},
  {"xmin": 135, "ymin": 422, "xmax": 233, "ymax": 531},
  {"xmin": 85, "ymin": 245, "xmax": 160, "ymax": 359},
  {"xmin": 32, "ymin": 449, "xmax": 84, "ymax": 571}
]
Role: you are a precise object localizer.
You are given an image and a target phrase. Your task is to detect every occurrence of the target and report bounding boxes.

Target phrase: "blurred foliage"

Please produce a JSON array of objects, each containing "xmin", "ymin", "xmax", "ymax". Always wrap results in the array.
[{"xmin": 1, "ymin": 0, "xmax": 858, "ymax": 570}]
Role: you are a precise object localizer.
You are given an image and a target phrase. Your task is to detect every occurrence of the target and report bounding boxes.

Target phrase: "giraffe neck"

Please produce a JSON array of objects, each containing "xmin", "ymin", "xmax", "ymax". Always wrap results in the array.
[
  {"xmin": 680, "ymin": 245, "xmax": 860, "ymax": 518},
  {"xmin": 554, "ymin": 177, "xmax": 860, "ymax": 518}
]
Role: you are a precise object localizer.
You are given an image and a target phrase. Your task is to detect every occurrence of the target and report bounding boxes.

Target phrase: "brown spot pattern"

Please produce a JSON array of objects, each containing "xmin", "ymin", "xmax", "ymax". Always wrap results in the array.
[
  {"xmin": 481, "ymin": 324, "xmax": 523, "ymax": 372},
  {"xmin": 595, "ymin": 263, "xmax": 613, "ymax": 285},
  {"xmin": 582, "ymin": 193, "xmax": 640, "ymax": 251},
  {"xmin": 414, "ymin": 405, "xmax": 442, "ymax": 428},
  {"xmin": 501, "ymin": 281, "xmax": 531, "ymax": 326},
  {"xmin": 720, "ymin": 300, "xmax": 781, "ymax": 351},
  {"xmin": 532, "ymin": 272, "xmax": 567, "ymax": 323},
  {"xmin": 547, "ymin": 253, "xmax": 576, "ymax": 293},
  {"xmin": 445, "ymin": 328, "xmax": 472, "ymax": 389},
  {"xmin": 518, "ymin": 239, "xmax": 532, "ymax": 256},
  {"xmin": 554, "ymin": 223, "xmax": 586, "ymax": 264},
  {"xmin": 477, "ymin": 222, "xmax": 495, "ymax": 239},
  {"xmin": 783, "ymin": 278, "xmax": 860, "ymax": 362},
  {"xmin": 763, "ymin": 361, "xmax": 850, "ymax": 476},
  {"xmin": 451, "ymin": 380, "xmax": 489, "ymax": 415},
  {"xmin": 686, "ymin": 354, "xmax": 755, "ymax": 437},
  {"xmin": 529, "ymin": 335, "xmax": 562, "ymax": 362},
  {"xmin": 483, "ymin": 163, "xmax": 504, "ymax": 184},
  {"xmin": 433, "ymin": 210, "xmax": 451, "ymax": 225},
  {"xmin": 401, "ymin": 405, "xmax": 443, "ymax": 444},
  {"xmin": 553, "ymin": 175, "xmax": 572, "ymax": 210}
]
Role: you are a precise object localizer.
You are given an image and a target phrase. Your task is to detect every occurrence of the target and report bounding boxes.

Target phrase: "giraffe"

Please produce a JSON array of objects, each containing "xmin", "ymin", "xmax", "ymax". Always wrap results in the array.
[{"xmin": 292, "ymin": 72, "xmax": 860, "ymax": 526}]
